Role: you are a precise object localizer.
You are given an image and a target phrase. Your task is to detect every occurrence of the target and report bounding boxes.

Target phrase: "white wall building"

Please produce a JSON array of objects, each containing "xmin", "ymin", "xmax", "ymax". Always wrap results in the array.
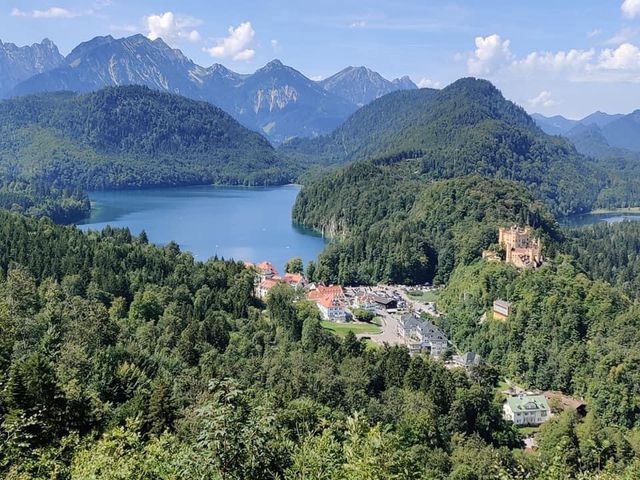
[{"xmin": 503, "ymin": 394, "xmax": 551, "ymax": 426}]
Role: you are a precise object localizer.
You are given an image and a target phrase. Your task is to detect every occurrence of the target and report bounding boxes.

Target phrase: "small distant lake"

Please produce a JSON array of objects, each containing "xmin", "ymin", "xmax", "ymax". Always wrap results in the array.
[
  {"xmin": 560, "ymin": 212, "xmax": 640, "ymax": 228},
  {"xmin": 76, "ymin": 184, "xmax": 327, "ymax": 272}
]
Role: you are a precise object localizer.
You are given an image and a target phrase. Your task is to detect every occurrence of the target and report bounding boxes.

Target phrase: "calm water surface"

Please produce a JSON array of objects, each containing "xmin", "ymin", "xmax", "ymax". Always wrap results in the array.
[
  {"xmin": 560, "ymin": 212, "xmax": 640, "ymax": 228},
  {"xmin": 77, "ymin": 185, "xmax": 326, "ymax": 273}
]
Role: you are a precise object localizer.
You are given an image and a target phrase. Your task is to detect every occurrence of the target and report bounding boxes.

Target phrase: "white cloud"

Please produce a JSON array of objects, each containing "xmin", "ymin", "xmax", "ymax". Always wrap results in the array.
[
  {"xmin": 528, "ymin": 91, "xmax": 557, "ymax": 108},
  {"xmin": 465, "ymin": 34, "xmax": 640, "ymax": 83},
  {"xmin": 204, "ymin": 21, "xmax": 255, "ymax": 61},
  {"xmin": 622, "ymin": 0, "xmax": 640, "ymax": 19},
  {"xmin": 417, "ymin": 78, "xmax": 441, "ymax": 88},
  {"xmin": 310, "ymin": 75, "xmax": 323, "ymax": 81},
  {"xmin": 349, "ymin": 20, "xmax": 367, "ymax": 28},
  {"xmin": 11, "ymin": 7, "xmax": 80, "ymax": 18},
  {"xmin": 599, "ymin": 43, "xmax": 640, "ymax": 70},
  {"xmin": 144, "ymin": 12, "xmax": 202, "ymax": 45},
  {"xmin": 271, "ymin": 39, "xmax": 281, "ymax": 52},
  {"xmin": 513, "ymin": 49, "xmax": 595, "ymax": 73},
  {"xmin": 467, "ymin": 34, "xmax": 512, "ymax": 75},
  {"xmin": 607, "ymin": 27, "xmax": 640, "ymax": 45},
  {"xmin": 587, "ymin": 29, "xmax": 601, "ymax": 39}
]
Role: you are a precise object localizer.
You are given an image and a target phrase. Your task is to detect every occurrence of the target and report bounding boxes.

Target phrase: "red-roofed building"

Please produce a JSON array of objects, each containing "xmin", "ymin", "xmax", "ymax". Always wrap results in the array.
[
  {"xmin": 307, "ymin": 285, "xmax": 347, "ymax": 322},
  {"xmin": 257, "ymin": 261, "xmax": 279, "ymax": 280},
  {"xmin": 307, "ymin": 285, "xmax": 344, "ymax": 299},
  {"xmin": 283, "ymin": 272, "xmax": 306, "ymax": 288},
  {"xmin": 258, "ymin": 278, "xmax": 280, "ymax": 299}
]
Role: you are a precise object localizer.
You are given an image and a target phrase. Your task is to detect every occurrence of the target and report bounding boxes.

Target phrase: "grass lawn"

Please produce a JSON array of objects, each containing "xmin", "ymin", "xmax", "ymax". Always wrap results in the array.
[
  {"xmin": 372, "ymin": 316, "xmax": 384, "ymax": 326},
  {"xmin": 364, "ymin": 339, "xmax": 380, "ymax": 351},
  {"xmin": 407, "ymin": 289, "xmax": 438, "ymax": 303},
  {"xmin": 321, "ymin": 321, "xmax": 382, "ymax": 337}
]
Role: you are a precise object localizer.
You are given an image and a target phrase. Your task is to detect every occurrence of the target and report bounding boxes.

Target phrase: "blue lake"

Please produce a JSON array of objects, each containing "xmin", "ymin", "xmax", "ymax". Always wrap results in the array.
[
  {"xmin": 560, "ymin": 212, "xmax": 640, "ymax": 228},
  {"xmin": 76, "ymin": 185, "xmax": 327, "ymax": 273}
]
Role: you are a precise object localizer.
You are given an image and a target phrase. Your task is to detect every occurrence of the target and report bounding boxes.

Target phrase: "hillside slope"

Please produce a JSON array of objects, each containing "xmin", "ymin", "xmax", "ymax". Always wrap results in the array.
[
  {"xmin": 288, "ymin": 78, "xmax": 604, "ymax": 217},
  {"xmin": 0, "ymin": 86, "xmax": 289, "ymax": 220},
  {"xmin": 295, "ymin": 174, "xmax": 559, "ymax": 285}
]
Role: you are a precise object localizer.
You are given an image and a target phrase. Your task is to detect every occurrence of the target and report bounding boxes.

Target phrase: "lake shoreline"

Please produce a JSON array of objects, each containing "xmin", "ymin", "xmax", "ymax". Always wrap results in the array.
[
  {"xmin": 588, "ymin": 207, "xmax": 640, "ymax": 214},
  {"xmin": 75, "ymin": 184, "xmax": 326, "ymax": 273}
]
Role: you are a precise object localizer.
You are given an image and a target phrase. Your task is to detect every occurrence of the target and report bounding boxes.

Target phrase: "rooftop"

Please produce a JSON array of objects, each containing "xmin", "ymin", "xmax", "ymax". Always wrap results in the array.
[
  {"xmin": 505, "ymin": 394, "xmax": 550, "ymax": 412},
  {"xmin": 494, "ymin": 299, "xmax": 511, "ymax": 309},
  {"xmin": 283, "ymin": 272, "xmax": 304, "ymax": 283}
]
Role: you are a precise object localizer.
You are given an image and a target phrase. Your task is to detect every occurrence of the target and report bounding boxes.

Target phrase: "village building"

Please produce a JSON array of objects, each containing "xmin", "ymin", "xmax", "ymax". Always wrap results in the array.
[
  {"xmin": 257, "ymin": 278, "xmax": 280, "ymax": 299},
  {"xmin": 353, "ymin": 292, "xmax": 378, "ymax": 312},
  {"xmin": 493, "ymin": 299, "xmax": 512, "ymax": 321},
  {"xmin": 543, "ymin": 391, "xmax": 587, "ymax": 417},
  {"xmin": 372, "ymin": 295, "xmax": 398, "ymax": 312},
  {"xmin": 282, "ymin": 272, "xmax": 306, "ymax": 289},
  {"xmin": 453, "ymin": 351, "xmax": 484, "ymax": 368},
  {"xmin": 247, "ymin": 261, "xmax": 307, "ymax": 299},
  {"xmin": 397, "ymin": 314, "xmax": 448, "ymax": 357},
  {"xmin": 499, "ymin": 226, "xmax": 543, "ymax": 269},
  {"xmin": 307, "ymin": 285, "xmax": 347, "ymax": 322},
  {"xmin": 503, "ymin": 394, "xmax": 551, "ymax": 426},
  {"xmin": 256, "ymin": 261, "xmax": 279, "ymax": 281},
  {"xmin": 316, "ymin": 295, "xmax": 347, "ymax": 322}
]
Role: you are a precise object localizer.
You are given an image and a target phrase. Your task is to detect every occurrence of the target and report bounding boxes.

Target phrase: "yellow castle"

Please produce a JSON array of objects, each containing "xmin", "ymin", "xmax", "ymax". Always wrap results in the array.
[{"xmin": 498, "ymin": 226, "xmax": 542, "ymax": 269}]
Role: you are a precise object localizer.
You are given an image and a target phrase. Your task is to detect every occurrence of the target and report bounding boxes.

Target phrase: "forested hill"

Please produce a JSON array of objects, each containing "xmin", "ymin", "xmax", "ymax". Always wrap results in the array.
[
  {"xmin": 283, "ymin": 77, "xmax": 604, "ymax": 216},
  {"xmin": 295, "ymin": 175, "xmax": 560, "ymax": 285},
  {"xmin": 0, "ymin": 86, "xmax": 288, "ymax": 190}
]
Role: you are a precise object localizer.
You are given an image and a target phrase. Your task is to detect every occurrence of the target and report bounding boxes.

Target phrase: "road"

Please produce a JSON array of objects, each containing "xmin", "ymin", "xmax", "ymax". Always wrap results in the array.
[
  {"xmin": 357, "ymin": 309, "xmax": 404, "ymax": 346},
  {"xmin": 353, "ymin": 286, "xmax": 442, "ymax": 347}
]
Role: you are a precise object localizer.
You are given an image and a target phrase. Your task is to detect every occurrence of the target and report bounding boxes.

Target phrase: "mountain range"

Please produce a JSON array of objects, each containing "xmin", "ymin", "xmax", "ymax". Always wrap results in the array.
[
  {"xmin": 533, "ymin": 111, "xmax": 640, "ymax": 157},
  {"xmin": 2, "ymin": 35, "xmax": 417, "ymax": 143},
  {"xmin": 319, "ymin": 66, "xmax": 417, "ymax": 106},
  {"xmin": 291, "ymin": 78, "xmax": 600, "ymax": 284},
  {"xmin": 291, "ymin": 78, "xmax": 602, "ymax": 220},
  {"xmin": 0, "ymin": 38, "xmax": 63, "ymax": 97}
]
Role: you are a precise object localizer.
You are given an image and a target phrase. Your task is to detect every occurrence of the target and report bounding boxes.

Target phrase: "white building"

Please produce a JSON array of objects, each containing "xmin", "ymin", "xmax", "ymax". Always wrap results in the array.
[
  {"xmin": 316, "ymin": 295, "xmax": 347, "ymax": 322},
  {"xmin": 397, "ymin": 314, "xmax": 448, "ymax": 357},
  {"xmin": 503, "ymin": 394, "xmax": 551, "ymax": 426},
  {"xmin": 307, "ymin": 285, "xmax": 347, "ymax": 322}
]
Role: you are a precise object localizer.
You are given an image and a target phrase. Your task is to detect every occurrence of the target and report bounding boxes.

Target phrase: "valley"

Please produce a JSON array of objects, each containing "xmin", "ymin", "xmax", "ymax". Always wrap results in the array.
[{"xmin": 3, "ymin": 21, "xmax": 640, "ymax": 480}]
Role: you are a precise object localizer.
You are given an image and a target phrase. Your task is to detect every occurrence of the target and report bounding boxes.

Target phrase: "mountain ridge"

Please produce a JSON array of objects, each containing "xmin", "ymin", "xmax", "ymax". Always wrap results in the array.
[
  {"xmin": 0, "ymin": 85, "xmax": 289, "ymax": 195},
  {"xmin": 319, "ymin": 66, "xmax": 417, "ymax": 106},
  {"xmin": 0, "ymin": 38, "xmax": 63, "ymax": 97},
  {"xmin": 7, "ymin": 35, "xmax": 416, "ymax": 143}
]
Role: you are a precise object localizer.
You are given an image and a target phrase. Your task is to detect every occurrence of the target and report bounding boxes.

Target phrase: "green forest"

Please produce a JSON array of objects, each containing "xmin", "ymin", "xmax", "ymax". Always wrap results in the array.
[
  {"xmin": 3, "ymin": 76, "xmax": 640, "ymax": 478},
  {"xmin": 0, "ymin": 86, "xmax": 292, "ymax": 222},
  {"xmin": 1, "ymin": 209, "xmax": 640, "ymax": 479},
  {"xmin": 285, "ymin": 78, "xmax": 611, "ymax": 217},
  {"xmin": 291, "ymin": 79, "xmax": 640, "ymax": 287},
  {"xmin": 296, "ymin": 174, "xmax": 561, "ymax": 285}
]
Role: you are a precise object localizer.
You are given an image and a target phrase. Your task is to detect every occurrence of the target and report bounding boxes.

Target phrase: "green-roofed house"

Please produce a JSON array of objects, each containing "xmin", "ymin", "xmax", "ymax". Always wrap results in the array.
[{"xmin": 503, "ymin": 394, "xmax": 551, "ymax": 426}]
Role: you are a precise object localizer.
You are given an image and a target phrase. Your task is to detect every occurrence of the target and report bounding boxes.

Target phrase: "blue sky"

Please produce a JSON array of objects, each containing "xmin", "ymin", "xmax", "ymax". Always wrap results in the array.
[{"xmin": 3, "ymin": 0, "xmax": 640, "ymax": 118}]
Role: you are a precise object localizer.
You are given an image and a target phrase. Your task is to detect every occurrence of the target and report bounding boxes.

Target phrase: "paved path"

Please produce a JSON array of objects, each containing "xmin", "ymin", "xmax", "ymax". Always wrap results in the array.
[
  {"xmin": 349, "ymin": 285, "xmax": 443, "ymax": 347},
  {"xmin": 356, "ymin": 309, "xmax": 405, "ymax": 346}
]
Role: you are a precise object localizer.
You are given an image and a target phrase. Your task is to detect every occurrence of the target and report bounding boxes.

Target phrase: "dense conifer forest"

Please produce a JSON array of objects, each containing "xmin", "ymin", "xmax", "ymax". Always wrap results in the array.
[
  {"xmin": 3, "ymin": 74, "xmax": 640, "ymax": 478},
  {"xmin": 2, "ymin": 210, "xmax": 640, "ymax": 478},
  {"xmin": 285, "ymin": 78, "xmax": 609, "ymax": 217},
  {"xmin": 296, "ymin": 175, "xmax": 560, "ymax": 285},
  {"xmin": 0, "ymin": 86, "xmax": 292, "ymax": 222}
]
